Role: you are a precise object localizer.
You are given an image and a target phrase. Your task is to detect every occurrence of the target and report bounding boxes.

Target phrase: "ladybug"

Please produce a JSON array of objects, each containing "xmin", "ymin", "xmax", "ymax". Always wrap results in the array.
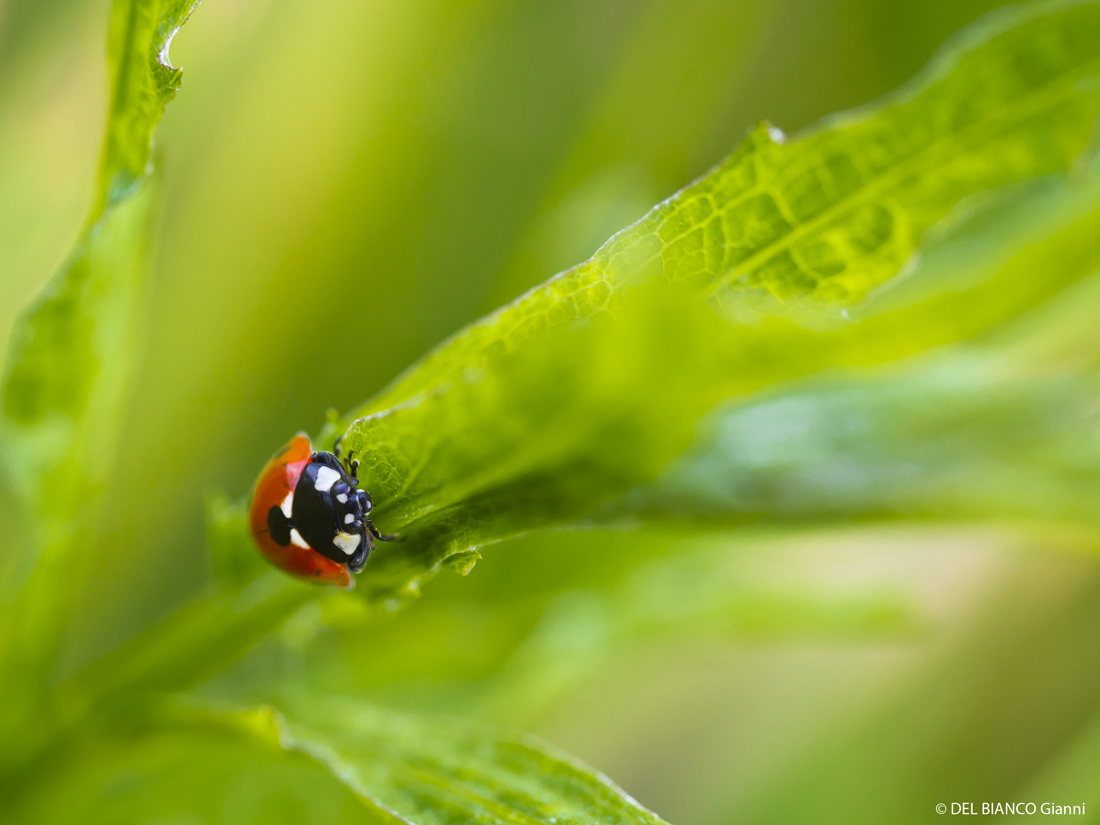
[{"xmin": 248, "ymin": 434, "xmax": 394, "ymax": 587}]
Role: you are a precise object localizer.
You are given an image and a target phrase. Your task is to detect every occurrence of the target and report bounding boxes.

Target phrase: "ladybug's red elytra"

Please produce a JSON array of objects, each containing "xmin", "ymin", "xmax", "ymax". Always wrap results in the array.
[{"xmin": 248, "ymin": 434, "xmax": 394, "ymax": 587}]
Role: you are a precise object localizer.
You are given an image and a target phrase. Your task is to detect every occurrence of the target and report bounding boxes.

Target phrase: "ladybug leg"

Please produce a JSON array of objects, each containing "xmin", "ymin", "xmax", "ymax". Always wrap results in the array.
[
  {"xmin": 365, "ymin": 518, "xmax": 397, "ymax": 542},
  {"xmin": 347, "ymin": 533, "xmax": 373, "ymax": 573},
  {"xmin": 333, "ymin": 435, "xmax": 344, "ymax": 458},
  {"xmin": 341, "ymin": 450, "xmax": 360, "ymax": 482}
]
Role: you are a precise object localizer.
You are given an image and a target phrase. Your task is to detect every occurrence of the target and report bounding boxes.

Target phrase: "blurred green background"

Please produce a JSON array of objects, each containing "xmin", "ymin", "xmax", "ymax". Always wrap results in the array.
[{"xmin": 7, "ymin": 0, "xmax": 1100, "ymax": 822}]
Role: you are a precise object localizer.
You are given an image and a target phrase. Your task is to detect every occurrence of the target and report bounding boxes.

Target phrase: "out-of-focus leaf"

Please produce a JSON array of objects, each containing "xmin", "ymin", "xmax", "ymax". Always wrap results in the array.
[
  {"xmin": 0, "ymin": 714, "xmax": 388, "ymax": 825},
  {"xmin": 624, "ymin": 354, "xmax": 1100, "ymax": 525},
  {"xmin": 722, "ymin": 544, "xmax": 1100, "ymax": 825},
  {"xmin": 314, "ymin": 1, "xmax": 1100, "ymax": 601},
  {"xmin": 200, "ymin": 526, "xmax": 916, "ymax": 734},
  {"xmin": 29, "ymin": 697, "xmax": 666, "ymax": 825},
  {"xmin": 456, "ymin": 539, "xmax": 915, "ymax": 728},
  {"xmin": 1020, "ymin": 709, "xmax": 1100, "ymax": 813},
  {"xmin": 0, "ymin": 0, "xmax": 201, "ymax": 763},
  {"xmin": 207, "ymin": 698, "xmax": 669, "ymax": 825},
  {"xmin": 206, "ymin": 491, "xmax": 271, "ymax": 589}
]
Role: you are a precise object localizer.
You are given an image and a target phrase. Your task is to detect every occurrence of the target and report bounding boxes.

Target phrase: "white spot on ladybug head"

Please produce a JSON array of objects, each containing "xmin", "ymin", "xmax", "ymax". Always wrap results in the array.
[
  {"xmin": 314, "ymin": 466, "xmax": 341, "ymax": 493},
  {"xmin": 280, "ymin": 492, "xmax": 294, "ymax": 519},
  {"xmin": 289, "ymin": 528, "xmax": 310, "ymax": 549},
  {"xmin": 334, "ymin": 531, "xmax": 361, "ymax": 556},
  {"xmin": 344, "ymin": 513, "xmax": 355, "ymax": 524},
  {"xmin": 336, "ymin": 493, "xmax": 348, "ymax": 504}
]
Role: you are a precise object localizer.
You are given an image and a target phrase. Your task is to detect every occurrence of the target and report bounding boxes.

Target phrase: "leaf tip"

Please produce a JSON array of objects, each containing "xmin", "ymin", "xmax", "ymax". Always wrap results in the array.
[{"xmin": 446, "ymin": 549, "xmax": 482, "ymax": 576}]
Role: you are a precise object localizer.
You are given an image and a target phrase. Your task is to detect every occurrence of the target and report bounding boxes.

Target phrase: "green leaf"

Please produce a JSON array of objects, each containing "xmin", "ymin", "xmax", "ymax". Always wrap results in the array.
[
  {"xmin": 1018, "ymin": 709, "xmax": 1100, "ymax": 814},
  {"xmin": 625, "ymin": 351, "xmax": 1100, "ymax": 526},
  {"xmin": 7, "ymin": 694, "xmax": 666, "ymax": 825},
  {"xmin": 320, "ymin": 0, "xmax": 1100, "ymax": 600},
  {"xmin": 96, "ymin": 0, "xmax": 199, "ymax": 215},
  {"xmin": 1, "ymin": 712, "xmax": 392, "ymax": 825},
  {"xmin": 447, "ymin": 537, "xmax": 916, "ymax": 728},
  {"xmin": 0, "ymin": 0, "xmax": 201, "ymax": 762},
  {"xmin": 207, "ymin": 491, "xmax": 273, "ymax": 589},
  {"xmin": 194, "ymin": 526, "xmax": 916, "ymax": 736},
  {"xmin": 199, "ymin": 698, "xmax": 668, "ymax": 825},
  {"xmin": 619, "ymin": 151, "xmax": 1100, "ymax": 527}
]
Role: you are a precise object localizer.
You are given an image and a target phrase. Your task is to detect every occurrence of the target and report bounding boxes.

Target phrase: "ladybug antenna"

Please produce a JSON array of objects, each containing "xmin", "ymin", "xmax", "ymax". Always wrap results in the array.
[
  {"xmin": 333, "ymin": 435, "xmax": 344, "ymax": 458},
  {"xmin": 350, "ymin": 457, "xmax": 360, "ymax": 483}
]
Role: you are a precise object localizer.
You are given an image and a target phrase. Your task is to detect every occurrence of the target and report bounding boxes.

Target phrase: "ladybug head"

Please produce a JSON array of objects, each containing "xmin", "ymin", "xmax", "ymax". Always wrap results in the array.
[{"xmin": 329, "ymin": 477, "xmax": 369, "ymax": 534}]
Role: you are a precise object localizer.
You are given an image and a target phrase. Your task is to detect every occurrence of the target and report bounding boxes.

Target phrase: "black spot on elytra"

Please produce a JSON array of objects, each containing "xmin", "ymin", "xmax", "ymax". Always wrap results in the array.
[{"xmin": 267, "ymin": 505, "xmax": 292, "ymax": 546}]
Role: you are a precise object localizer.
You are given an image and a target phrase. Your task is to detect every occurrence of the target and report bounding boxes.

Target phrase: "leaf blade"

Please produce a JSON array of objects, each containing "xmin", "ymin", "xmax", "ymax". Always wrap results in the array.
[
  {"xmin": 355, "ymin": 0, "xmax": 1100, "ymax": 414},
  {"xmin": 0, "ymin": 0, "xmax": 202, "ymax": 762},
  {"xmin": 326, "ymin": 0, "xmax": 1100, "ymax": 598},
  {"xmin": 620, "ymin": 151, "xmax": 1100, "ymax": 526},
  {"xmin": 257, "ymin": 698, "xmax": 667, "ymax": 825}
]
